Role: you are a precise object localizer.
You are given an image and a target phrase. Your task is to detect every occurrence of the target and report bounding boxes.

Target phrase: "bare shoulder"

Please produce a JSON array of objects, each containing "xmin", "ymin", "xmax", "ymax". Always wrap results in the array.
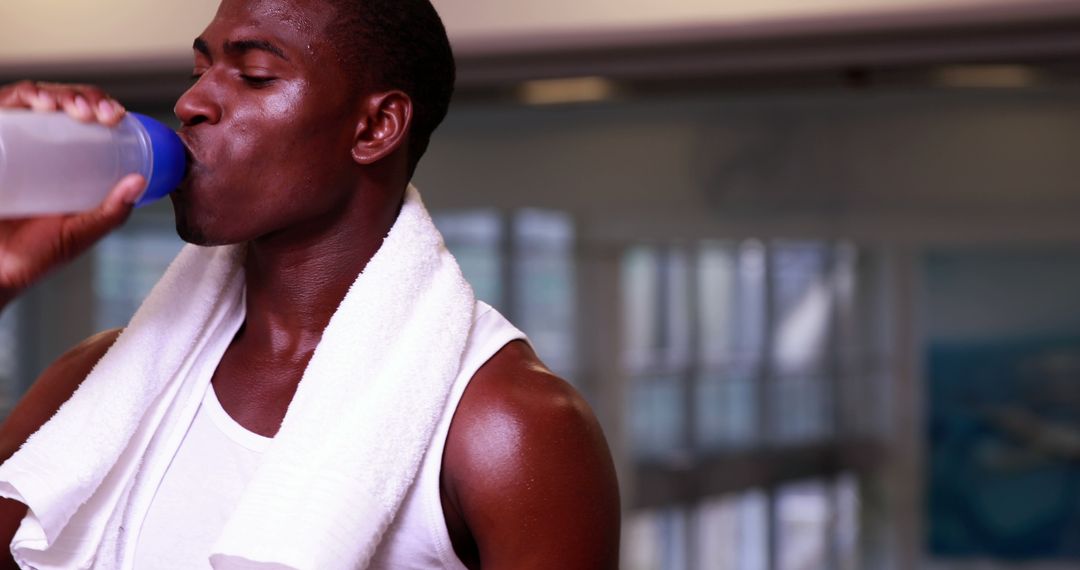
[
  {"xmin": 442, "ymin": 340, "xmax": 620, "ymax": 570},
  {"xmin": 0, "ymin": 328, "xmax": 122, "ymax": 463},
  {"xmin": 452, "ymin": 340, "xmax": 600, "ymax": 438}
]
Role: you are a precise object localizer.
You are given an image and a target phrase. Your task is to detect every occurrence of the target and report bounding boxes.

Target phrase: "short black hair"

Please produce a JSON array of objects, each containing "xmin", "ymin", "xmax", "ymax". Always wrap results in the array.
[{"xmin": 326, "ymin": 0, "xmax": 456, "ymax": 177}]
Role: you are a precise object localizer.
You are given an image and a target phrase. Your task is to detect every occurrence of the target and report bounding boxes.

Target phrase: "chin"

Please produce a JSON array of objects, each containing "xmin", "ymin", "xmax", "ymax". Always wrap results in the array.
[
  {"xmin": 175, "ymin": 219, "xmax": 219, "ymax": 246},
  {"xmin": 171, "ymin": 194, "xmax": 240, "ymax": 247}
]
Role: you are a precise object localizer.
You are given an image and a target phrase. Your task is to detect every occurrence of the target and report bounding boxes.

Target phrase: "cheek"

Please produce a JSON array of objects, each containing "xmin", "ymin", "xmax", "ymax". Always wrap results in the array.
[
  {"xmin": 228, "ymin": 91, "xmax": 336, "ymax": 183},
  {"xmin": 177, "ymin": 84, "xmax": 355, "ymax": 242}
]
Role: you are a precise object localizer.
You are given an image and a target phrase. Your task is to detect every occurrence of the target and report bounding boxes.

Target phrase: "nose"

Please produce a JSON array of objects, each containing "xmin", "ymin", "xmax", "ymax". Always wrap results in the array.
[{"xmin": 174, "ymin": 74, "xmax": 222, "ymax": 127}]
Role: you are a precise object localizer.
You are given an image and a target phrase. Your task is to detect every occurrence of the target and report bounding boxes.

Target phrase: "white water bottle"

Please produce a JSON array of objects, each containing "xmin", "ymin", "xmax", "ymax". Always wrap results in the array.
[{"xmin": 0, "ymin": 109, "xmax": 186, "ymax": 218}]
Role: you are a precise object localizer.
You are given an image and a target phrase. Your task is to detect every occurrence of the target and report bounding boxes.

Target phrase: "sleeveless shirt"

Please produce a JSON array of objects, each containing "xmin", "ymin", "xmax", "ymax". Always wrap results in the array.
[{"xmin": 133, "ymin": 302, "xmax": 525, "ymax": 569}]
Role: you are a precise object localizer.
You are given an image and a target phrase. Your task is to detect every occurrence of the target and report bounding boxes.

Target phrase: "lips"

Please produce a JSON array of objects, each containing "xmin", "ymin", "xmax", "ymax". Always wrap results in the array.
[
  {"xmin": 177, "ymin": 131, "xmax": 198, "ymax": 163},
  {"xmin": 176, "ymin": 133, "xmax": 201, "ymax": 187}
]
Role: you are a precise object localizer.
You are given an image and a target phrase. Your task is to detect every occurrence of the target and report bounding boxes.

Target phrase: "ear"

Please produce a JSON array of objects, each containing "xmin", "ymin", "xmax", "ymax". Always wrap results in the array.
[{"xmin": 351, "ymin": 90, "xmax": 413, "ymax": 165}]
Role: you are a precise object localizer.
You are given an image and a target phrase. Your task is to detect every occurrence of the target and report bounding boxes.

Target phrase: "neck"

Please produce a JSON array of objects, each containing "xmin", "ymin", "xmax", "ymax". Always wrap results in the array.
[{"xmin": 238, "ymin": 183, "xmax": 406, "ymax": 358}]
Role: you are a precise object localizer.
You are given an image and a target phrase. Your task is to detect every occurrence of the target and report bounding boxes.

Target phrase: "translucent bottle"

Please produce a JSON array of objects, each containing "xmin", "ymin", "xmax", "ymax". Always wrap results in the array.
[{"xmin": 0, "ymin": 109, "xmax": 186, "ymax": 218}]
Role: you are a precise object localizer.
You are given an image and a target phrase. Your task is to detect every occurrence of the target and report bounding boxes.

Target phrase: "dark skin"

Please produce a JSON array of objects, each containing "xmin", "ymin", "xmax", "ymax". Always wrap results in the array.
[
  {"xmin": 0, "ymin": 1, "xmax": 620, "ymax": 568},
  {"xmin": 0, "ymin": 81, "xmax": 144, "ymax": 302}
]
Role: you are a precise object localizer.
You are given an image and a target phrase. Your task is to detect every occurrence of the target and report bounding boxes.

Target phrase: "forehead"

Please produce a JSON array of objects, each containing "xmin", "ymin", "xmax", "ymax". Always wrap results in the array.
[{"xmin": 202, "ymin": 0, "xmax": 339, "ymax": 54}]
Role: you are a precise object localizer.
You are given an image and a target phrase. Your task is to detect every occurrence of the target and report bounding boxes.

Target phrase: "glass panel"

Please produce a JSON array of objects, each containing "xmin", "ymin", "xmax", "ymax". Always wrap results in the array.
[
  {"xmin": 698, "ymin": 242, "xmax": 737, "ymax": 366},
  {"xmin": 623, "ymin": 245, "xmax": 692, "ymax": 370},
  {"xmin": 662, "ymin": 249, "xmax": 691, "ymax": 370},
  {"xmin": 624, "ymin": 246, "xmax": 692, "ymax": 458},
  {"xmin": 835, "ymin": 474, "xmax": 861, "ymax": 570},
  {"xmin": 623, "ymin": 510, "xmax": 662, "ymax": 570},
  {"xmin": 695, "ymin": 496, "xmax": 738, "ymax": 570},
  {"xmin": 513, "ymin": 209, "xmax": 576, "ymax": 377},
  {"xmin": 93, "ymin": 231, "xmax": 185, "ymax": 331},
  {"xmin": 0, "ymin": 301, "xmax": 20, "ymax": 416},
  {"xmin": 854, "ymin": 252, "xmax": 892, "ymax": 438},
  {"xmin": 623, "ymin": 508, "xmax": 689, "ymax": 570},
  {"xmin": 697, "ymin": 240, "xmax": 764, "ymax": 450},
  {"xmin": 834, "ymin": 244, "xmax": 892, "ymax": 439},
  {"xmin": 661, "ymin": 507, "xmax": 690, "ymax": 570},
  {"xmin": 833, "ymin": 242, "xmax": 861, "ymax": 438},
  {"xmin": 771, "ymin": 241, "xmax": 833, "ymax": 443},
  {"xmin": 738, "ymin": 489, "xmax": 771, "ymax": 570},
  {"xmin": 736, "ymin": 239, "xmax": 767, "ymax": 361},
  {"xmin": 694, "ymin": 489, "xmax": 769, "ymax": 570},
  {"xmin": 433, "ymin": 210, "xmax": 503, "ymax": 310},
  {"xmin": 772, "ymin": 241, "xmax": 831, "ymax": 372},
  {"xmin": 696, "ymin": 369, "xmax": 757, "ymax": 450},
  {"xmin": 777, "ymin": 480, "xmax": 831, "ymax": 570},
  {"xmin": 630, "ymin": 373, "xmax": 686, "ymax": 458},
  {"xmin": 623, "ymin": 246, "xmax": 660, "ymax": 371}
]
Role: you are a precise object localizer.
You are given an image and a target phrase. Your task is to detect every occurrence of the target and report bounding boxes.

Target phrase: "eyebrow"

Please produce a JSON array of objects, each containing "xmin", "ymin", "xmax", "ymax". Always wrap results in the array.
[{"xmin": 193, "ymin": 37, "xmax": 289, "ymax": 61}]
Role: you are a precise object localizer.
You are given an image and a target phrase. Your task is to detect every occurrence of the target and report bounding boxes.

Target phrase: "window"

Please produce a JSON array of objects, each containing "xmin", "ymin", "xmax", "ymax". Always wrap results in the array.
[
  {"xmin": 770, "ymin": 241, "xmax": 833, "ymax": 443},
  {"xmin": 623, "ymin": 246, "xmax": 692, "ymax": 458},
  {"xmin": 625, "ymin": 239, "xmax": 890, "ymax": 456},
  {"xmin": 777, "ymin": 480, "xmax": 831, "ymax": 570},
  {"xmin": 624, "ymin": 507, "xmax": 690, "ymax": 570},
  {"xmin": 0, "ymin": 301, "xmax": 20, "ymax": 416},
  {"xmin": 694, "ymin": 490, "xmax": 770, "ymax": 570},
  {"xmin": 512, "ymin": 209, "xmax": 577, "ymax": 377},
  {"xmin": 433, "ymin": 210, "xmax": 504, "ymax": 309},
  {"xmin": 94, "ymin": 231, "xmax": 185, "ymax": 331},
  {"xmin": 697, "ymin": 240, "xmax": 766, "ymax": 450}
]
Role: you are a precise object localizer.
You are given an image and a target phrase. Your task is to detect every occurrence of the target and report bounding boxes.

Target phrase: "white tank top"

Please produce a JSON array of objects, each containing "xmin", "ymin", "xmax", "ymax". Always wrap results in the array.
[{"xmin": 133, "ymin": 302, "xmax": 525, "ymax": 569}]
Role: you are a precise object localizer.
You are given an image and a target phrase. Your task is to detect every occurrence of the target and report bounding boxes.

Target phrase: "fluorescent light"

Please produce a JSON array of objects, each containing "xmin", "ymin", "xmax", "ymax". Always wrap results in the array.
[
  {"xmin": 934, "ymin": 65, "xmax": 1040, "ymax": 89},
  {"xmin": 519, "ymin": 76, "xmax": 617, "ymax": 105}
]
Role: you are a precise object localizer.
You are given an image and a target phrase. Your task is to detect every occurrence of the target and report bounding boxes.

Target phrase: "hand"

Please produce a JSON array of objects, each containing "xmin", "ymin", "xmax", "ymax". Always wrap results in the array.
[
  {"xmin": 0, "ymin": 81, "xmax": 142, "ymax": 310},
  {"xmin": 0, "ymin": 80, "xmax": 126, "ymax": 126},
  {"xmin": 0, "ymin": 175, "xmax": 146, "ymax": 308}
]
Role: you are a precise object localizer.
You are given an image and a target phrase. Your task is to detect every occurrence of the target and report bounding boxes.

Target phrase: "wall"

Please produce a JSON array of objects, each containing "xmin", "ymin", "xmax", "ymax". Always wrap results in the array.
[{"xmin": 415, "ymin": 88, "xmax": 1080, "ymax": 247}]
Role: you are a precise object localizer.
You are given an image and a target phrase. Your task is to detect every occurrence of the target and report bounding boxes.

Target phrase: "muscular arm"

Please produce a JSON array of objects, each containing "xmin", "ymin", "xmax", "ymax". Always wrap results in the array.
[
  {"xmin": 442, "ymin": 341, "xmax": 620, "ymax": 570},
  {"xmin": 0, "ymin": 328, "xmax": 121, "ymax": 567}
]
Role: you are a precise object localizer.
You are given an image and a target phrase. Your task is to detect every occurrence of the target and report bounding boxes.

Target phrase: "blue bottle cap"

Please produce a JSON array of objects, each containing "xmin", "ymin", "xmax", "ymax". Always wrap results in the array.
[{"xmin": 130, "ymin": 113, "xmax": 187, "ymax": 207}]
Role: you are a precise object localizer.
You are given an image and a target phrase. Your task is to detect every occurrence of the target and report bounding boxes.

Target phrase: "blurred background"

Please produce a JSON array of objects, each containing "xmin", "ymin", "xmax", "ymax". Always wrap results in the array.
[{"xmin": 3, "ymin": 0, "xmax": 1080, "ymax": 568}]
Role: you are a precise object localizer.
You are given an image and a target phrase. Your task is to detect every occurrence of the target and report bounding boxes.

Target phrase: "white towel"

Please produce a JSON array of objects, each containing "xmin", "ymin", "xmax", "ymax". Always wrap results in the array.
[{"xmin": 0, "ymin": 185, "xmax": 476, "ymax": 569}]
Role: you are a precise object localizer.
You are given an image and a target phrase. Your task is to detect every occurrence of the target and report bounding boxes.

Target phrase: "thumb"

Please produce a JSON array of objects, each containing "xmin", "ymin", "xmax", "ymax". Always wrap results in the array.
[
  {"xmin": 59, "ymin": 174, "xmax": 146, "ymax": 253},
  {"xmin": 104, "ymin": 173, "xmax": 148, "ymax": 210}
]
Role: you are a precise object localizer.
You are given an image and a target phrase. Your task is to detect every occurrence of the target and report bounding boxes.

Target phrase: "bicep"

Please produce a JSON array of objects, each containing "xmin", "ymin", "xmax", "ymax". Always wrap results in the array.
[{"xmin": 446, "ymin": 367, "xmax": 620, "ymax": 570}]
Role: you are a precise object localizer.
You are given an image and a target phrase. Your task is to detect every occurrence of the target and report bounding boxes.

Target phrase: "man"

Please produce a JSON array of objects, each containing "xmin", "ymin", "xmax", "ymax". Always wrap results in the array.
[{"xmin": 0, "ymin": 0, "xmax": 620, "ymax": 568}]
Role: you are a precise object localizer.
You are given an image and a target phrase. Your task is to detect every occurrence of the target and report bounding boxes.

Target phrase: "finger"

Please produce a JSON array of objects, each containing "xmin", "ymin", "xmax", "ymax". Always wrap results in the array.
[
  {"xmin": 0, "ymin": 80, "xmax": 38, "ymax": 108},
  {"xmin": 28, "ymin": 86, "xmax": 57, "ymax": 112},
  {"xmin": 31, "ymin": 83, "xmax": 124, "ymax": 126},
  {"xmin": 59, "ymin": 93, "xmax": 94, "ymax": 123},
  {"xmin": 94, "ymin": 98, "xmax": 126, "ymax": 126},
  {"xmin": 63, "ymin": 84, "xmax": 124, "ymax": 126},
  {"xmin": 103, "ymin": 173, "xmax": 147, "ymax": 209},
  {"xmin": 76, "ymin": 95, "xmax": 97, "ymax": 122}
]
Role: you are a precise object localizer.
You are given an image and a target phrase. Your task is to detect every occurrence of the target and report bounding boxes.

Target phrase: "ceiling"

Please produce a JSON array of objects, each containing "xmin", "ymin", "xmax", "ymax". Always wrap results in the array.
[{"xmin": 2, "ymin": 0, "xmax": 1076, "ymax": 68}]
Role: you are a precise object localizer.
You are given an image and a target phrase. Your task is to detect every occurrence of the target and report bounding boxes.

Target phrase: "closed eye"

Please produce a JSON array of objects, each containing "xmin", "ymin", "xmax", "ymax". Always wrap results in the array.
[{"xmin": 241, "ymin": 75, "xmax": 276, "ymax": 87}]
